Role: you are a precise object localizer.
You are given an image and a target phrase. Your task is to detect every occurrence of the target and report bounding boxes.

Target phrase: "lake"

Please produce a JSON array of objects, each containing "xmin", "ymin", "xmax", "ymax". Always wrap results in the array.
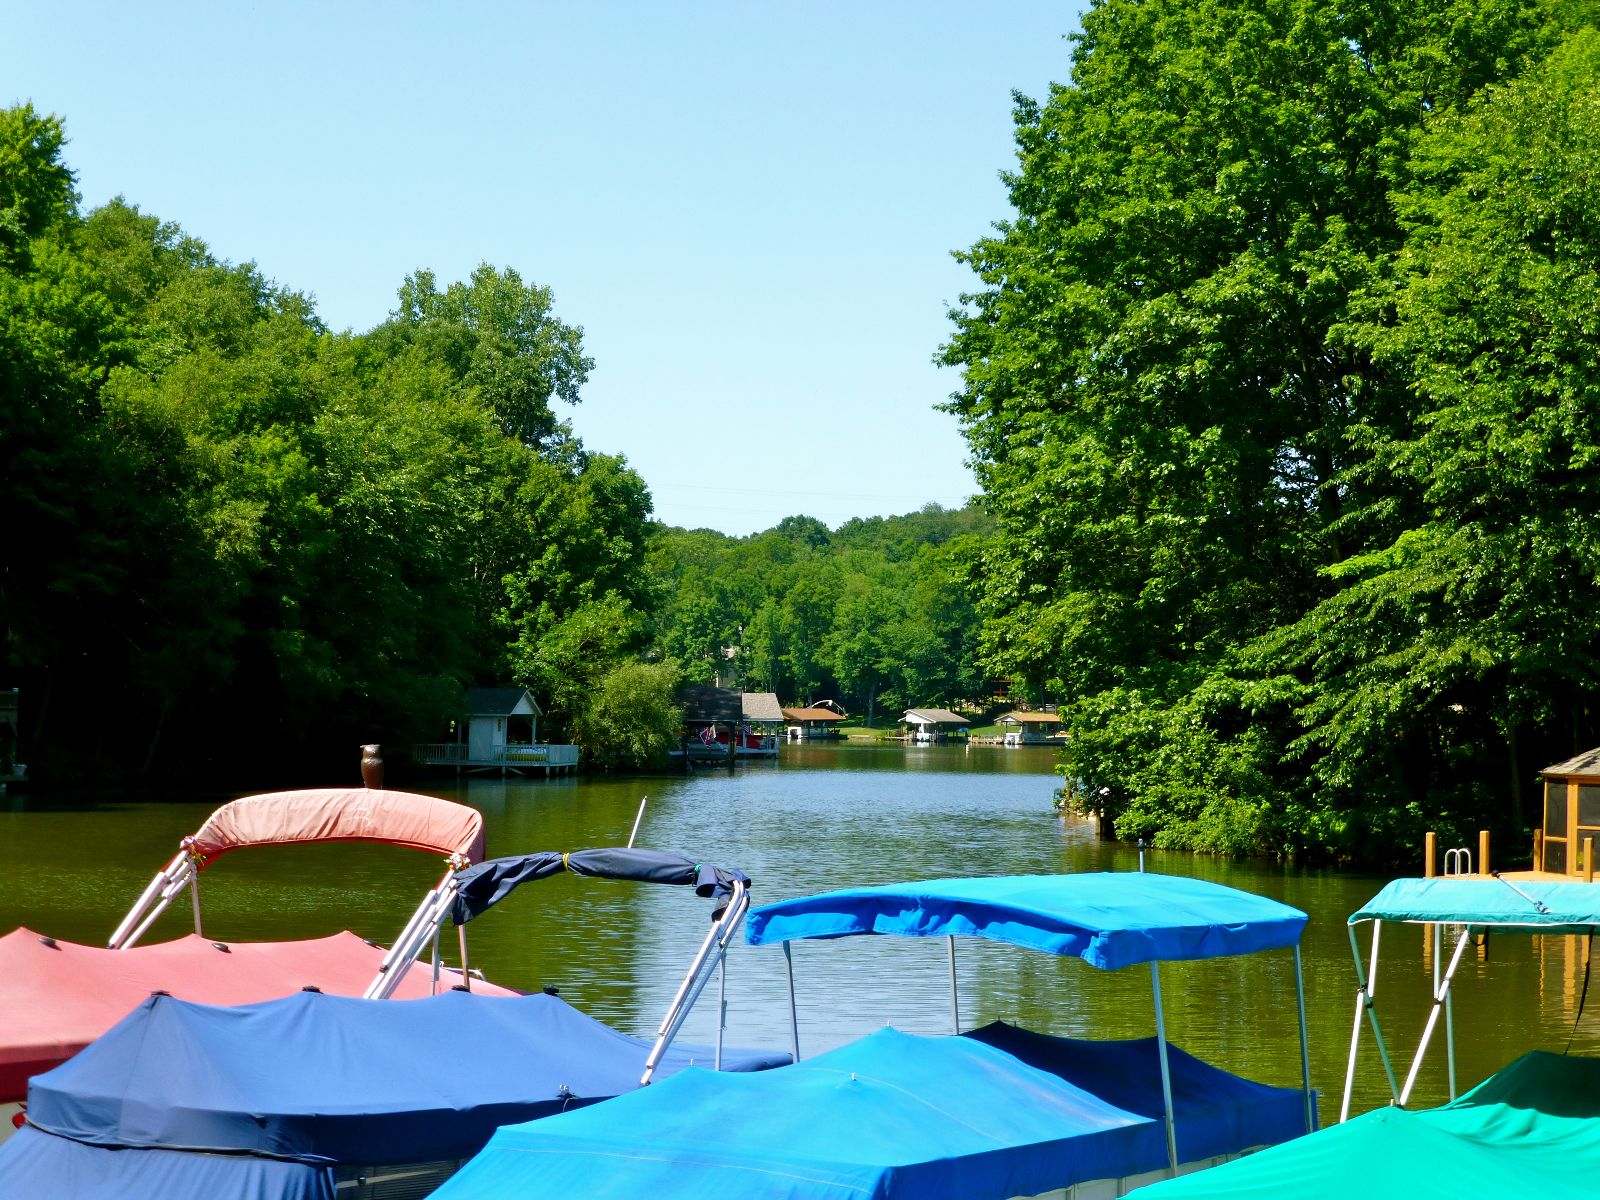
[{"xmin": 1, "ymin": 743, "xmax": 1589, "ymax": 1116}]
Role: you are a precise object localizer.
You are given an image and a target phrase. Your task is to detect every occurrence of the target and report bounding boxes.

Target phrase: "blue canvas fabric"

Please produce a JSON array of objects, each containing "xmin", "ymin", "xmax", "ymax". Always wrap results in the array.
[
  {"xmin": 430, "ymin": 1025, "xmax": 1310, "ymax": 1200},
  {"xmin": 1350, "ymin": 876, "xmax": 1600, "ymax": 932},
  {"xmin": 449, "ymin": 847, "xmax": 749, "ymax": 923},
  {"xmin": 428, "ymin": 1027, "xmax": 1165, "ymax": 1200},
  {"xmin": 745, "ymin": 873, "xmax": 1306, "ymax": 969},
  {"xmin": 25, "ymin": 989, "xmax": 787, "ymax": 1165},
  {"xmin": 964, "ymin": 1023, "xmax": 1312, "ymax": 1158},
  {"xmin": 0, "ymin": 1126, "xmax": 332, "ymax": 1200}
]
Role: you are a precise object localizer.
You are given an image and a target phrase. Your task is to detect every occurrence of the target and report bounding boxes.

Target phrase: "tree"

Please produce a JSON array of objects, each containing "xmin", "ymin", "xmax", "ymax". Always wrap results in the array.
[
  {"xmin": 573, "ymin": 659, "xmax": 683, "ymax": 769},
  {"xmin": 941, "ymin": 0, "xmax": 1568, "ymax": 857}
]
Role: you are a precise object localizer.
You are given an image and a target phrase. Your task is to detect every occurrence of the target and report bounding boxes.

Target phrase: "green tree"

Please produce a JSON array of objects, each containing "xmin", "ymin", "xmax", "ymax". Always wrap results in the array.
[{"xmin": 573, "ymin": 659, "xmax": 683, "ymax": 769}]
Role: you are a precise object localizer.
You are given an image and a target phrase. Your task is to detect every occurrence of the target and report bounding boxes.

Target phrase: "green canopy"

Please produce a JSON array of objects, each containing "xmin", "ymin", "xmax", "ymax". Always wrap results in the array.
[
  {"xmin": 1139, "ymin": 1051, "xmax": 1600, "ymax": 1199},
  {"xmin": 1349, "ymin": 877, "xmax": 1600, "ymax": 933}
]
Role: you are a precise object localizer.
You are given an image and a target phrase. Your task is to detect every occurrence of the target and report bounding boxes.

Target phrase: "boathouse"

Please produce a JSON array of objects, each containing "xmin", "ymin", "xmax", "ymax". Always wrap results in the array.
[
  {"xmin": 782, "ymin": 706, "xmax": 846, "ymax": 741},
  {"xmin": 996, "ymin": 710, "xmax": 1065, "ymax": 746},
  {"xmin": 902, "ymin": 708, "xmax": 969, "ymax": 743},
  {"xmin": 413, "ymin": 687, "xmax": 578, "ymax": 776}
]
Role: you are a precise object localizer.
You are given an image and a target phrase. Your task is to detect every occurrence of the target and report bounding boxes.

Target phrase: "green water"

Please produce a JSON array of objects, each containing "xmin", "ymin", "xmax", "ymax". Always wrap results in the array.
[{"xmin": 2, "ymin": 743, "xmax": 1592, "ymax": 1116}]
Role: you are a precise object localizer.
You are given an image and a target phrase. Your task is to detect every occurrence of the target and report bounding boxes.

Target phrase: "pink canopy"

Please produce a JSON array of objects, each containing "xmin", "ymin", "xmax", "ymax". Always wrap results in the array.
[
  {"xmin": 186, "ymin": 788, "xmax": 487, "ymax": 865},
  {"xmin": 0, "ymin": 927, "xmax": 515, "ymax": 1101}
]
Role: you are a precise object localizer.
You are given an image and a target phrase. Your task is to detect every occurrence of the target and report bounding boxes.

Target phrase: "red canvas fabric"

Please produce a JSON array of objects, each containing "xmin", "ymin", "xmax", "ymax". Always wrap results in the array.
[
  {"xmin": 0, "ymin": 928, "xmax": 513, "ymax": 1101},
  {"xmin": 186, "ymin": 789, "xmax": 486, "ymax": 864}
]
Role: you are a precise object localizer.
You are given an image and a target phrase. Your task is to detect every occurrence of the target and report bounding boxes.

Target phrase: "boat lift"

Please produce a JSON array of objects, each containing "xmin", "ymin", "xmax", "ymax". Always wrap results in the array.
[
  {"xmin": 364, "ymin": 847, "xmax": 754, "ymax": 1084},
  {"xmin": 1340, "ymin": 874, "xmax": 1600, "ymax": 1120}
]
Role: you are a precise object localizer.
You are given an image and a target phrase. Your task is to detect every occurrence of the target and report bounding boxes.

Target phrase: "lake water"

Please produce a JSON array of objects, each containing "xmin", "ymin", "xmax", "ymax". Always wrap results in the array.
[{"xmin": 2, "ymin": 743, "xmax": 1591, "ymax": 1116}]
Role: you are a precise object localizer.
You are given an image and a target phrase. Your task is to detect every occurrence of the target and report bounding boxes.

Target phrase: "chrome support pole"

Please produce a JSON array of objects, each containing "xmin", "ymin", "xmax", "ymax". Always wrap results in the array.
[
  {"xmin": 1151, "ymin": 961, "xmax": 1179, "ymax": 1175},
  {"xmin": 715, "ymin": 952, "xmax": 727, "ymax": 1071},
  {"xmin": 947, "ymin": 936, "xmax": 960, "ymax": 1034},
  {"xmin": 1293, "ymin": 945, "xmax": 1315, "ymax": 1132},
  {"xmin": 1399, "ymin": 925, "xmax": 1472, "ymax": 1106},
  {"xmin": 628, "ymin": 795, "xmax": 649, "ymax": 849},
  {"xmin": 190, "ymin": 865, "xmax": 203, "ymax": 937},
  {"xmin": 783, "ymin": 941, "xmax": 801, "ymax": 1064}
]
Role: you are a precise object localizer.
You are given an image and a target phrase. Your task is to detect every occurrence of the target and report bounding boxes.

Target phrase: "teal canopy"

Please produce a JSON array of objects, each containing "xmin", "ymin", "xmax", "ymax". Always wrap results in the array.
[
  {"xmin": 1136, "ymin": 1051, "xmax": 1600, "ymax": 1199},
  {"xmin": 1349, "ymin": 877, "xmax": 1600, "ymax": 932},
  {"xmin": 745, "ymin": 873, "xmax": 1306, "ymax": 970}
]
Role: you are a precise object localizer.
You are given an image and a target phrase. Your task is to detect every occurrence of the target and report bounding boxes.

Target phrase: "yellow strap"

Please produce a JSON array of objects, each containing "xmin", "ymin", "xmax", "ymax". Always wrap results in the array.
[{"xmin": 561, "ymin": 852, "xmax": 571, "ymax": 872}]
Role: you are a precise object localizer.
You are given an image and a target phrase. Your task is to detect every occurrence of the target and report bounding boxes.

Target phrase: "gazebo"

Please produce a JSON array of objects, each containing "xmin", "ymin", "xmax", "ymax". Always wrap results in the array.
[
  {"xmin": 1537, "ymin": 746, "xmax": 1600, "ymax": 877},
  {"xmin": 996, "ymin": 710, "xmax": 1064, "ymax": 746},
  {"xmin": 902, "ymin": 708, "xmax": 969, "ymax": 743}
]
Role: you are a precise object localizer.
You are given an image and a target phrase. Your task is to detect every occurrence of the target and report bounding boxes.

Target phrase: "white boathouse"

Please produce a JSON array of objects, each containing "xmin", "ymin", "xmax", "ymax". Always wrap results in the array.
[{"xmin": 413, "ymin": 687, "xmax": 578, "ymax": 776}]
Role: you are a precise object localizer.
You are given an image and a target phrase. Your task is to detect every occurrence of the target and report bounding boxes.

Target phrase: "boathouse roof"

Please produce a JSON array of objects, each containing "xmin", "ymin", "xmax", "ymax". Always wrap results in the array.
[
  {"xmin": 904, "ymin": 708, "xmax": 968, "ymax": 726},
  {"xmin": 1543, "ymin": 746, "xmax": 1600, "ymax": 779},
  {"xmin": 741, "ymin": 693, "xmax": 786, "ymax": 723},
  {"xmin": 679, "ymin": 686, "xmax": 744, "ymax": 724},
  {"xmin": 782, "ymin": 707, "xmax": 846, "ymax": 723},
  {"xmin": 998, "ymin": 711, "xmax": 1063, "ymax": 726},
  {"xmin": 464, "ymin": 688, "xmax": 542, "ymax": 718}
]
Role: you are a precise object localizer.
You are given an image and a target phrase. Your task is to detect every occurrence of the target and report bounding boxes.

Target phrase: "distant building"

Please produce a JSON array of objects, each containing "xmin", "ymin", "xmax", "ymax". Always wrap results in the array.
[
  {"xmin": 902, "ymin": 708, "xmax": 970, "ymax": 743},
  {"xmin": 996, "ymin": 710, "xmax": 1065, "ymax": 746},
  {"xmin": 413, "ymin": 687, "xmax": 578, "ymax": 776},
  {"xmin": 782, "ymin": 706, "xmax": 847, "ymax": 741}
]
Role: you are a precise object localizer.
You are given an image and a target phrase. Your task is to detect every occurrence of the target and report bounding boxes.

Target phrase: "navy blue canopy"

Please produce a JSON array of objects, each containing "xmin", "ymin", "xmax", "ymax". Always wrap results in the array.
[
  {"xmin": 0, "ymin": 1127, "xmax": 330, "ymax": 1200},
  {"xmin": 24, "ymin": 989, "xmax": 786, "ymax": 1166},
  {"xmin": 450, "ymin": 847, "xmax": 749, "ymax": 923},
  {"xmin": 745, "ymin": 873, "xmax": 1306, "ymax": 969},
  {"xmin": 429, "ymin": 1025, "xmax": 1307, "ymax": 1200}
]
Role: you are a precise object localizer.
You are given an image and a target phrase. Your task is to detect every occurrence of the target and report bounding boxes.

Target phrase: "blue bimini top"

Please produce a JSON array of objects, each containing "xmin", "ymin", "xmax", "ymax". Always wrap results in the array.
[
  {"xmin": 427, "ymin": 1024, "xmax": 1308, "ymax": 1200},
  {"xmin": 744, "ymin": 873, "xmax": 1306, "ymax": 970}
]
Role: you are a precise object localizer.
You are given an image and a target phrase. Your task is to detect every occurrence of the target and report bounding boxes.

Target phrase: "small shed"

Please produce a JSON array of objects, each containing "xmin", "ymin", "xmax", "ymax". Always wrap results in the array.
[
  {"xmin": 996, "ymin": 710, "xmax": 1065, "ymax": 746},
  {"xmin": 781, "ymin": 706, "xmax": 846, "ymax": 741},
  {"xmin": 1538, "ymin": 747, "xmax": 1600, "ymax": 876},
  {"xmin": 903, "ymin": 708, "xmax": 969, "ymax": 743},
  {"xmin": 465, "ymin": 688, "xmax": 542, "ymax": 761}
]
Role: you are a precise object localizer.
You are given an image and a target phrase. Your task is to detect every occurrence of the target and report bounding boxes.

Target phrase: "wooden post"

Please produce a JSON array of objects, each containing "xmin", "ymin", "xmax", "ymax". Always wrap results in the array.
[
  {"xmin": 1479, "ymin": 830, "xmax": 1490, "ymax": 876},
  {"xmin": 1424, "ymin": 831, "xmax": 1437, "ymax": 878},
  {"xmin": 1586, "ymin": 838, "xmax": 1594, "ymax": 884},
  {"xmin": 1534, "ymin": 829, "xmax": 1544, "ymax": 874}
]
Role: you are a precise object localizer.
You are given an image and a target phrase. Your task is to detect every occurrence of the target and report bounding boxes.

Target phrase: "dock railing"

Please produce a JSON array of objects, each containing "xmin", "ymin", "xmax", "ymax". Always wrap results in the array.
[{"xmin": 412, "ymin": 743, "xmax": 579, "ymax": 769}]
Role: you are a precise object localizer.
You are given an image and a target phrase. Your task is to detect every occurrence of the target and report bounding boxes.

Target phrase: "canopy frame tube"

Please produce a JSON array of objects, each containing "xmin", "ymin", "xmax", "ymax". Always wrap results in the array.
[
  {"xmin": 1293, "ymin": 945, "xmax": 1315, "ymax": 1134},
  {"xmin": 947, "ymin": 936, "xmax": 960, "ymax": 1035},
  {"xmin": 1150, "ymin": 960, "xmax": 1179, "ymax": 1175},
  {"xmin": 1398, "ymin": 923, "xmax": 1472, "ymax": 1106},
  {"xmin": 1340, "ymin": 919, "xmax": 1401, "ymax": 1122}
]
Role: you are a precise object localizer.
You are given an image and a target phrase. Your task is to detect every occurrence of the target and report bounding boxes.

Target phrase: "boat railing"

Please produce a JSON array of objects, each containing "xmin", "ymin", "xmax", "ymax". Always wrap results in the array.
[
  {"xmin": 412, "ymin": 743, "xmax": 580, "ymax": 767},
  {"xmin": 641, "ymin": 878, "xmax": 750, "ymax": 1083}
]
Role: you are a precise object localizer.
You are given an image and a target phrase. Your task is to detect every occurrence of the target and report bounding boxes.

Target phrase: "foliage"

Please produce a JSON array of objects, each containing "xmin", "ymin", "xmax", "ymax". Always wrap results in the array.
[
  {"xmin": 0, "ymin": 111, "xmax": 655, "ymax": 784},
  {"xmin": 942, "ymin": 0, "xmax": 1592, "ymax": 862},
  {"xmin": 573, "ymin": 659, "xmax": 683, "ymax": 770}
]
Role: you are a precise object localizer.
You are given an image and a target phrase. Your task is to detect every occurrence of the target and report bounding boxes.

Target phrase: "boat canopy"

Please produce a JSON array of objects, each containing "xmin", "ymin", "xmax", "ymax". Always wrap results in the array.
[
  {"xmin": 23, "ymin": 989, "xmax": 787, "ymax": 1166},
  {"xmin": 428, "ymin": 1024, "xmax": 1309, "ymax": 1200},
  {"xmin": 1350, "ymin": 876, "xmax": 1600, "ymax": 932},
  {"xmin": 745, "ymin": 873, "xmax": 1307, "ymax": 969},
  {"xmin": 1133, "ymin": 1051, "xmax": 1600, "ymax": 1199},
  {"xmin": 0, "ymin": 928, "xmax": 506, "ymax": 1102},
  {"xmin": 449, "ymin": 848, "xmax": 749, "ymax": 924},
  {"xmin": 185, "ymin": 787, "xmax": 486, "ymax": 865},
  {"xmin": 0, "ymin": 1127, "xmax": 330, "ymax": 1200}
]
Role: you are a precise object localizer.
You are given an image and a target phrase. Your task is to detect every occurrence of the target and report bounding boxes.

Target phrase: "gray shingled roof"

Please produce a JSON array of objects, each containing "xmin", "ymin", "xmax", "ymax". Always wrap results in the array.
[
  {"xmin": 1544, "ymin": 746, "xmax": 1600, "ymax": 777},
  {"xmin": 741, "ymin": 692, "xmax": 786, "ymax": 722},
  {"xmin": 464, "ymin": 687, "xmax": 541, "ymax": 716}
]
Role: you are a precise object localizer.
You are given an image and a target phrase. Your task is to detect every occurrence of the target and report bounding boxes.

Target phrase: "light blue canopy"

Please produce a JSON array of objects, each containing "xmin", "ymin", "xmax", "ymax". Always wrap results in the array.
[
  {"xmin": 431, "ymin": 1025, "xmax": 1308, "ymax": 1200},
  {"xmin": 745, "ymin": 873, "xmax": 1307, "ymax": 969},
  {"xmin": 1350, "ymin": 877, "xmax": 1600, "ymax": 932}
]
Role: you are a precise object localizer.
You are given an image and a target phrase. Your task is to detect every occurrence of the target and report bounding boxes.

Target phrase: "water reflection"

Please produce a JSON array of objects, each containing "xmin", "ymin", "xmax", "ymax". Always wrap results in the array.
[{"xmin": 2, "ymin": 744, "xmax": 1598, "ymax": 1119}]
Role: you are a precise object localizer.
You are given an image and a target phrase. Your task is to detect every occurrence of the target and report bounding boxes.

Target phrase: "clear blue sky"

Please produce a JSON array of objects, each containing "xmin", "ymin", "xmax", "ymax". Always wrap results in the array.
[{"xmin": 4, "ymin": 3, "xmax": 1080, "ymax": 536}]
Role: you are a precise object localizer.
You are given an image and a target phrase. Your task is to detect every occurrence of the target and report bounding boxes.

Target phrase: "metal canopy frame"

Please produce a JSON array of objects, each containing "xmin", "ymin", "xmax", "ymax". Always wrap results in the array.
[
  {"xmin": 775, "ymin": 909, "xmax": 1315, "ymax": 1179},
  {"xmin": 365, "ymin": 852, "xmax": 752, "ymax": 1087},
  {"xmin": 1340, "ymin": 904, "xmax": 1600, "ymax": 1121}
]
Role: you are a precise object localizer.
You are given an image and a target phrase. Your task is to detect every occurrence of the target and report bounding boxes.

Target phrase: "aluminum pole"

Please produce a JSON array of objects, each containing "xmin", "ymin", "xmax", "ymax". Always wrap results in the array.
[
  {"xmin": 1150, "ymin": 961, "xmax": 1179, "ymax": 1175},
  {"xmin": 947, "ymin": 936, "xmax": 960, "ymax": 1034},
  {"xmin": 627, "ymin": 795, "xmax": 649, "ymax": 849},
  {"xmin": 1399, "ymin": 925, "xmax": 1473, "ymax": 1106},
  {"xmin": 1293, "ymin": 945, "xmax": 1315, "ymax": 1132},
  {"xmin": 783, "ymin": 941, "xmax": 801, "ymax": 1064}
]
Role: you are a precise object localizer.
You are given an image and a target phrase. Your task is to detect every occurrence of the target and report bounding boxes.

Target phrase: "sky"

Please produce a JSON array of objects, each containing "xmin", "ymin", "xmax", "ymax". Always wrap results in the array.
[{"xmin": 4, "ymin": 3, "xmax": 1080, "ymax": 536}]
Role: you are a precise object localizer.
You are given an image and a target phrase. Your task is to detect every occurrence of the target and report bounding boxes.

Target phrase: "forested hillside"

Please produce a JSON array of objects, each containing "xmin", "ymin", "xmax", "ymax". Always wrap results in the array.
[
  {"xmin": 942, "ymin": 0, "xmax": 1600, "ymax": 862},
  {"xmin": 0, "ymin": 105, "xmax": 662, "ymax": 784}
]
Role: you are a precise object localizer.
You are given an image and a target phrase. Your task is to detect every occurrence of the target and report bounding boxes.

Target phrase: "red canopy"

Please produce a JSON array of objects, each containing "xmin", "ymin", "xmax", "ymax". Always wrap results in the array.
[
  {"xmin": 186, "ymin": 788, "xmax": 487, "ymax": 865},
  {"xmin": 0, "ymin": 927, "xmax": 515, "ymax": 1101}
]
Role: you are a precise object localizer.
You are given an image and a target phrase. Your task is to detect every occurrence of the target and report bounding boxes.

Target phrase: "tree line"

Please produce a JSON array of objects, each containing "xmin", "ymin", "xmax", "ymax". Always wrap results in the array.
[
  {"xmin": 941, "ymin": 0, "xmax": 1600, "ymax": 862},
  {"xmin": 0, "ymin": 106, "xmax": 994, "ymax": 785}
]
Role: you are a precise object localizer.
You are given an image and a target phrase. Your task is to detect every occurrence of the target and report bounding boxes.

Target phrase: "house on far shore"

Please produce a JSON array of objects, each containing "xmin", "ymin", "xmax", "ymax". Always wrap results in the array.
[
  {"xmin": 413, "ymin": 687, "xmax": 579, "ymax": 777},
  {"xmin": 996, "ymin": 710, "xmax": 1066, "ymax": 746},
  {"xmin": 676, "ymin": 686, "xmax": 780, "ymax": 760},
  {"xmin": 902, "ymin": 708, "xmax": 969, "ymax": 744},
  {"xmin": 782, "ymin": 706, "xmax": 847, "ymax": 741}
]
